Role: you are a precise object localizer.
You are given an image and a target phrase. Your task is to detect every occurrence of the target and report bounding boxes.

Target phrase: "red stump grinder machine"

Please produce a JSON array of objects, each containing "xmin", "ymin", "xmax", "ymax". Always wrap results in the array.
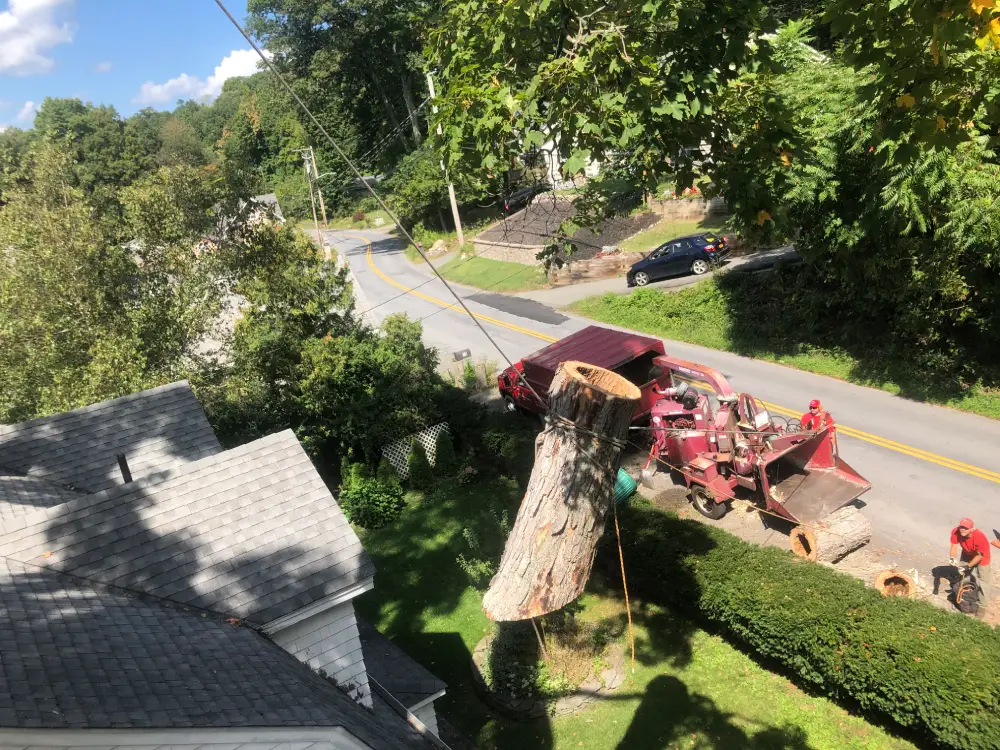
[{"xmin": 642, "ymin": 356, "xmax": 871, "ymax": 556}]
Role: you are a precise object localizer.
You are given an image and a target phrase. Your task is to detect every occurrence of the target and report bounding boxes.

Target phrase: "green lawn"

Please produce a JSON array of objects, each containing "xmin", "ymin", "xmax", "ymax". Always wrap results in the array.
[
  {"xmin": 355, "ymin": 479, "xmax": 916, "ymax": 750},
  {"xmin": 436, "ymin": 253, "xmax": 549, "ymax": 293},
  {"xmin": 569, "ymin": 283, "xmax": 1000, "ymax": 420},
  {"xmin": 619, "ymin": 215, "xmax": 731, "ymax": 254}
]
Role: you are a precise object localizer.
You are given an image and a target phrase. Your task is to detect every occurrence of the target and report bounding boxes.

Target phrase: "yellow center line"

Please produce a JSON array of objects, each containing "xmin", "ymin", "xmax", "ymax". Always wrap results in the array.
[
  {"xmin": 353, "ymin": 233, "xmax": 1000, "ymax": 486},
  {"xmin": 358, "ymin": 236, "xmax": 559, "ymax": 343}
]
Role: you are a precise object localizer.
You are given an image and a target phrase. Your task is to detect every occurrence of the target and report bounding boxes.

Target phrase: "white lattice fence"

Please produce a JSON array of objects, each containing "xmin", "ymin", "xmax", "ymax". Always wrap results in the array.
[{"xmin": 382, "ymin": 422, "xmax": 450, "ymax": 479}]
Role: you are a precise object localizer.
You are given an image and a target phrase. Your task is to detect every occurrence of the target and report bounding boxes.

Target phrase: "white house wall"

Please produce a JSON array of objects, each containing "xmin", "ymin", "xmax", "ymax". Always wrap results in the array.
[
  {"xmin": 411, "ymin": 703, "xmax": 438, "ymax": 737},
  {"xmin": 269, "ymin": 600, "xmax": 372, "ymax": 708}
]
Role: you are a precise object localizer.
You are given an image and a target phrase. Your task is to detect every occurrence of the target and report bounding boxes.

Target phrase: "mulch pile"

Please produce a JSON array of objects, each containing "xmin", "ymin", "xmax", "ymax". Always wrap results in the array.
[{"xmin": 476, "ymin": 197, "xmax": 660, "ymax": 261}]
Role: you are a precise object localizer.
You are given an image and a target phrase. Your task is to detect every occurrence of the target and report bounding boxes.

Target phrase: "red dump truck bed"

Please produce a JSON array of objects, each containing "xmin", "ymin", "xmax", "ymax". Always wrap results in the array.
[{"xmin": 498, "ymin": 326, "xmax": 668, "ymax": 421}]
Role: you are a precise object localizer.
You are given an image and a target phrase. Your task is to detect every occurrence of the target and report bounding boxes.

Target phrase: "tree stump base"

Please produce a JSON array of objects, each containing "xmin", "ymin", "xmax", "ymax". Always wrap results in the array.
[
  {"xmin": 875, "ymin": 569, "xmax": 916, "ymax": 598},
  {"xmin": 789, "ymin": 505, "xmax": 872, "ymax": 563},
  {"xmin": 470, "ymin": 633, "xmax": 626, "ymax": 720}
]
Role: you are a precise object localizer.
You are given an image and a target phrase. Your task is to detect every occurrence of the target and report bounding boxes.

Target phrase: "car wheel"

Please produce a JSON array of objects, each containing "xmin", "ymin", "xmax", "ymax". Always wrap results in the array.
[
  {"xmin": 633, "ymin": 271, "xmax": 650, "ymax": 286},
  {"xmin": 691, "ymin": 485, "xmax": 728, "ymax": 520},
  {"xmin": 690, "ymin": 259, "xmax": 711, "ymax": 275},
  {"xmin": 503, "ymin": 396, "xmax": 518, "ymax": 413}
]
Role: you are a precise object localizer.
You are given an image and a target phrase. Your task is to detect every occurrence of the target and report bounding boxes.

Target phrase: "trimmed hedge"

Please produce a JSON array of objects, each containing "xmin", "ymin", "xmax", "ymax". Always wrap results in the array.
[{"xmin": 609, "ymin": 502, "xmax": 1000, "ymax": 750}]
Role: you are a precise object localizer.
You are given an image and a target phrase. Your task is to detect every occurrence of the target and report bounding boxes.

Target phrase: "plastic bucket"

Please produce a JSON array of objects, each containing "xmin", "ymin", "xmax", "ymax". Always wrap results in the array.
[{"xmin": 614, "ymin": 468, "xmax": 638, "ymax": 506}]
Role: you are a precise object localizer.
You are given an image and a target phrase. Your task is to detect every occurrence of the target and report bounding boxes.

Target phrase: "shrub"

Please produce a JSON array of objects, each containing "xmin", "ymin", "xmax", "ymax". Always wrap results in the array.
[
  {"xmin": 462, "ymin": 360, "xmax": 478, "ymax": 390},
  {"xmin": 609, "ymin": 502, "xmax": 1000, "ymax": 750},
  {"xmin": 456, "ymin": 464, "xmax": 479, "ymax": 485},
  {"xmin": 339, "ymin": 457, "xmax": 368, "ymax": 495},
  {"xmin": 339, "ymin": 477, "xmax": 405, "ymax": 530},
  {"xmin": 376, "ymin": 456, "xmax": 400, "ymax": 486},
  {"xmin": 434, "ymin": 429, "xmax": 457, "ymax": 471},
  {"xmin": 352, "ymin": 210, "xmax": 366, "ymax": 224},
  {"xmin": 406, "ymin": 439, "xmax": 434, "ymax": 490}
]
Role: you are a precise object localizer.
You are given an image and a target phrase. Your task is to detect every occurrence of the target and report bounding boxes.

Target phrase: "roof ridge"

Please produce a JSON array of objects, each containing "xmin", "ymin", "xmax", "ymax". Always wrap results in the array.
[
  {"xmin": 0, "ymin": 550, "xmax": 245, "ymax": 627},
  {"xmin": 0, "ymin": 463, "xmax": 89, "ymax": 496},
  {"xmin": 0, "ymin": 429, "xmax": 299, "ymax": 536},
  {"xmin": 0, "ymin": 380, "xmax": 191, "ymax": 434}
]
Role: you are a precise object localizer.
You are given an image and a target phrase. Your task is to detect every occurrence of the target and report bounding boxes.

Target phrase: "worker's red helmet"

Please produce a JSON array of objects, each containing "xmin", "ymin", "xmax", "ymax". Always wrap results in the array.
[
  {"xmin": 959, "ymin": 517, "xmax": 975, "ymax": 530},
  {"xmin": 808, "ymin": 399, "xmax": 821, "ymax": 409}
]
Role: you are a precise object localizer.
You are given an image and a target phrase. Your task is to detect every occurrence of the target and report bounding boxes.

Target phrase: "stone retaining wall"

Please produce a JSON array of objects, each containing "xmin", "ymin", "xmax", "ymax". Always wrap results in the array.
[
  {"xmin": 647, "ymin": 196, "xmax": 727, "ymax": 220},
  {"xmin": 548, "ymin": 255, "xmax": 635, "ymax": 286},
  {"xmin": 472, "ymin": 239, "xmax": 545, "ymax": 265}
]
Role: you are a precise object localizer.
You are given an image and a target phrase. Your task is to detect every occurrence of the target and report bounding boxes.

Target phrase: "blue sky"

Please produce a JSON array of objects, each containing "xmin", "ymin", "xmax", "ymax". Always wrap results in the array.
[{"xmin": 0, "ymin": 0, "xmax": 258, "ymax": 130}]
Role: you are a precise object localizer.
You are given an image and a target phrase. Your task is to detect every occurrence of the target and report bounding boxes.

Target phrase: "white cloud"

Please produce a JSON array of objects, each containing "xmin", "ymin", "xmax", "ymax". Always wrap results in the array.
[
  {"xmin": 132, "ymin": 49, "xmax": 267, "ymax": 106},
  {"xmin": 95, "ymin": 60, "xmax": 111, "ymax": 73},
  {"xmin": 0, "ymin": 0, "xmax": 75, "ymax": 76},
  {"xmin": 16, "ymin": 99, "xmax": 36, "ymax": 122},
  {"xmin": 0, "ymin": 125, "xmax": 8, "ymax": 133}
]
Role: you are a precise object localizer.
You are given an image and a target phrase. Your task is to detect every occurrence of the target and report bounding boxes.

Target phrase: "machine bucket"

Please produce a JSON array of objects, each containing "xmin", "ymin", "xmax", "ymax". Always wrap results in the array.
[{"xmin": 762, "ymin": 428, "xmax": 871, "ymax": 525}]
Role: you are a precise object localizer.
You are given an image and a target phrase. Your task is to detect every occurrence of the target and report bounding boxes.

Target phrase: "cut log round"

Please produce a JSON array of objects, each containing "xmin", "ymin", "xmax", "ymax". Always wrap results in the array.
[
  {"xmin": 482, "ymin": 361, "xmax": 640, "ymax": 622},
  {"xmin": 875, "ymin": 569, "xmax": 916, "ymax": 598},
  {"xmin": 789, "ymin": 505, "xmax": 872, "ymax": 563}
]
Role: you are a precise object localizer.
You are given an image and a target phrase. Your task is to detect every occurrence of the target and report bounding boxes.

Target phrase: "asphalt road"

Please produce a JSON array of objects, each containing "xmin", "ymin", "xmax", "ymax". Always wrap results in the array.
[{"xmin": 329, "ymin": 229, "xmax": 1000, "ymax": 577}]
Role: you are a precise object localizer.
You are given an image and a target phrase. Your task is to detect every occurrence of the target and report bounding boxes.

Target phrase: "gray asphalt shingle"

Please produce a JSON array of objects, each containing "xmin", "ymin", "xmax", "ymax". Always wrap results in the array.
[
  {"xmin": 0, "ymin": 558, "xmax": 426, "ymax": 747},
  {"xmin": 0, "ymin": 381, "xmax": 221, "ymax": 494},
  {"xmin": 0, "ymin": 473, "xmax": 83, "ymax": 523},
  {"xmin": 0, "ymin": 430, "xmax": 375, "ymax": 626}
]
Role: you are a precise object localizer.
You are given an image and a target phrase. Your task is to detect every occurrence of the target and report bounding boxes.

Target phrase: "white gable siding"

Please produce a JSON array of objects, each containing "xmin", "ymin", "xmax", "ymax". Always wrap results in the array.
[
  {"xmin": 270, "ymin": 600, "xmax": 372, "ymax": 708},
  {"xmin": 410, "ymin": 704, "xmax": 438, "ymax": 737}
]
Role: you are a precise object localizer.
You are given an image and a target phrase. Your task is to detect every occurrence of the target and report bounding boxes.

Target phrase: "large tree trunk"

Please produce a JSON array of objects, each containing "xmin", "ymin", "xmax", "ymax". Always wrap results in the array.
[
  {"xmin": 399, "ymin": 72, "xmax": 423, "ymax": 146},
  {"xmin": 482, "ymin": 361, "xmax": 640, "ymax": 622},
  {"xmin": 369, "ymin": 73, "xmax": 410, "ymax": 152},
  {"xmin": 789, "ymin": 505, "xmax": 872, "ymax": 563}
]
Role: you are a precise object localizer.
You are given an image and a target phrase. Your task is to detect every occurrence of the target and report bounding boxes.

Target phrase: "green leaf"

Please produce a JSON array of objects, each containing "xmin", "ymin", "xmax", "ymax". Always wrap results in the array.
[{"xmin": 562, "ymin": 149, "xmax": 591, "ymax": 176}]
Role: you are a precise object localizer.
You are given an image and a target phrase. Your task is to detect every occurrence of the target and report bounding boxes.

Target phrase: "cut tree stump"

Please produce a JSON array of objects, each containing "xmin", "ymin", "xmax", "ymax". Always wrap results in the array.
[
  {"xmin": 875, "ymin": 569, "xmax": 916, "ymax": 598},
  {"xmin": 482, "ymin": 361, "xmax": 640, "ymax": 622},
  {"xmin": 789, "ymin": 505, "xmax": 872, "ymax": 563}
]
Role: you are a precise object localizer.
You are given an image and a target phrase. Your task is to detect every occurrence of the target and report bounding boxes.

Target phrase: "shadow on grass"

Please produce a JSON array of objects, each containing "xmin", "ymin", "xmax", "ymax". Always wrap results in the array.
[{"xmin": 617, "ymin": 675, "xmax": 814, "ymax": 750}]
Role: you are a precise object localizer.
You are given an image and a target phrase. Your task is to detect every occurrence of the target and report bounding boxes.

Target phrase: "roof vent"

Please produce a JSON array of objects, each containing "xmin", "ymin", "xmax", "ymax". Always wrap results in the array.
[{"xmin": 116, "ymin": 453, "xmax": 133, "ymax": 484}]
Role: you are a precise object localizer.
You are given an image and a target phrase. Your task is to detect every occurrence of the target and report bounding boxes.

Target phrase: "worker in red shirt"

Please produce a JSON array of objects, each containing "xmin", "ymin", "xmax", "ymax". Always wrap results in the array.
[
  {"xmin": 800, "ymin": 399, "xmax": 835, "ymax": 431},
  {"xmin": 950, "ymin": 517, "xmax": 994, "ymax": 611},
  {"xmin": 801, "ymin": 399, "xmax": 837, "ymax": 455}
]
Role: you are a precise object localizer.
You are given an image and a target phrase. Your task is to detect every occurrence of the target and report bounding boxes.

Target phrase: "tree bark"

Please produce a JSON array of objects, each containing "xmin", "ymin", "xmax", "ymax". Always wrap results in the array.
[
  {"xmin": 482, "ymin": 361, "xmax": 640, "ymax": 622},
  {"xmin": 399, "ymin": 72, "xmax": 423, "ymax": 146},
  {"xmin": 369, "ymin": 72, "xmax": 410, "ymax": 152},
  {"xmin": 789, "ymin": 505, "xmax": 872, "ymax": 563}
]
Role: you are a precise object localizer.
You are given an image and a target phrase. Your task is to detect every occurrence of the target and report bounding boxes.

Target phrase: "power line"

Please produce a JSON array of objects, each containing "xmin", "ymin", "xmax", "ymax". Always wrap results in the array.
[
  {"xmin": 214, "ymin": 0, "xmax": 846, "ymax": 551},
  {"xmin": 213, "ymin": 0, "xmax": 548, "ymax": 408}
]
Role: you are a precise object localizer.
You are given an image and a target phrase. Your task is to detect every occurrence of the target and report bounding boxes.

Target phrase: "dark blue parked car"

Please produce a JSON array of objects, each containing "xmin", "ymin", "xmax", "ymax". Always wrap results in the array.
[{"xmin": 626, "ymin": 233, "xmax": 729, "ymax": 287}]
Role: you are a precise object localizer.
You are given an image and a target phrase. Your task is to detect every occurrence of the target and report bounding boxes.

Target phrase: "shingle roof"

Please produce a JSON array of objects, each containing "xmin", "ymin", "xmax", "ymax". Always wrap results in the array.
[
  {"xmin": 0, "ymin": 430, "xmax": 375, "ymax": 626},
  {"xmin": 0, "ymin": 472, "xmax": 83, "ymax": 523},
  {"xmin": 357, "ymin": 619, "xmax": 446, "ymax": 710},
  {"xmin": 0, "ymin": 381, "xmax": 221, "ymax": 494},
  {"xmin": 0, "ymin": 557, "xmax": 426, "ymax": 747}
]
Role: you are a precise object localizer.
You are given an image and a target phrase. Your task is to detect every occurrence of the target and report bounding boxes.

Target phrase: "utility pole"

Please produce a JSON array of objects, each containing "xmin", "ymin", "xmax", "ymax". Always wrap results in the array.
[
  {"xmin": 308, "ymin": 147, "xmax": 328, "ymax": 227},
  {"xmin": 426, "ymin": 72, "xmax": 464, "ymax": 247},
  {"xmin": 303, "ymin": 152, "xmax": 325, "ymax": 255}
]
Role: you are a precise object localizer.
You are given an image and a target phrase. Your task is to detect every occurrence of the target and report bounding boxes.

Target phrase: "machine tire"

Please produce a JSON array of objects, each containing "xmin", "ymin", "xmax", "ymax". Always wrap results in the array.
[
  {"xmin": 690, "ymin": 485, "xmax": 728, "ymax": 520},
  {"xmin": 691, "ymin": 258, "xmax": 711, "ymax": 275},
  {"xmin": 633, "ymin": 271, "xmax": 650, "ymax": 287}
]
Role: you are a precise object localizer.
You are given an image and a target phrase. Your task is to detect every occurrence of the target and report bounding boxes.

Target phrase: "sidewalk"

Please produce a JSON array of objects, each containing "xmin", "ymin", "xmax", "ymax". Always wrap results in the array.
[{"xmin": 514, "ymin": 245, "xmax": 797, "ymax": 307}]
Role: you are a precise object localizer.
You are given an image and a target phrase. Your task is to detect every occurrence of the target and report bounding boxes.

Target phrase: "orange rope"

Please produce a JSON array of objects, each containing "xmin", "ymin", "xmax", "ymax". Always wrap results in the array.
[{"xmin": 613, "ymin": 500, "xmax": 636, "ymax": 673}]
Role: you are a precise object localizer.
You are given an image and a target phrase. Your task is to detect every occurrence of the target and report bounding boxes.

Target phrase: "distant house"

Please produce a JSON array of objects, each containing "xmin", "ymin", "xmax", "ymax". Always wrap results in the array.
[
  {"xmin": 0, "ymin": 382, "xmax": 445, "ymax": 748},
  {"xmin": 252, "ymin": 192, "xmax": 286, "ymax": 224}
]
